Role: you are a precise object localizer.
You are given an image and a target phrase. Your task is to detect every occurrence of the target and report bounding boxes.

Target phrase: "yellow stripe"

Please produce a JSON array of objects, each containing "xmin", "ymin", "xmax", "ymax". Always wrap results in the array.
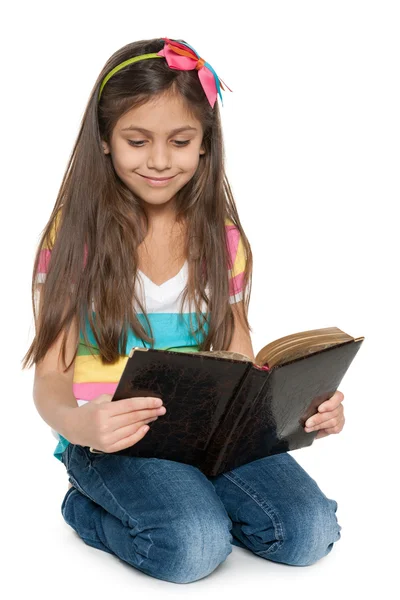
[
  {"xmin": 232, "ymin": 232, "xmax": 245, "ymax": 277},
  {"xmin": 73, "ymin": 353, "xmax": 129, "ymax": 383},
  {"xmin": 42, "ymin": 205, "xmax": 64, "ymax": 250},
  {"xmin": 225, "ymin": 218, "xmax": 246, "ymax": 277}
]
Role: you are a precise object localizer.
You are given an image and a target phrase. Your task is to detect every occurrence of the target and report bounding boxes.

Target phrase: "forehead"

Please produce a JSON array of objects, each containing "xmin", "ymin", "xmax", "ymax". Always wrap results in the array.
[{"xmin": 117, "ymin": 93, "xmax": 201, "ymax": 134}]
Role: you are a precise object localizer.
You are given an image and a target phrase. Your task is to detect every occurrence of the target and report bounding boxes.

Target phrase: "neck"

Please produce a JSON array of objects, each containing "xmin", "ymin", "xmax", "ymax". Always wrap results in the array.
[{"xmin": 140, "ymin": 198, "xmax": 184, "ymax": 235}]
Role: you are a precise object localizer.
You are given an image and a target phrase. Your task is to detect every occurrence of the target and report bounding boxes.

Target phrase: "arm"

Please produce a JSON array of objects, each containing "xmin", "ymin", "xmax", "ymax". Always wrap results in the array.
[
  {"xmin": 33, "ymin": 284, "xmax": 80, "ymax": 443},
  {"xmin": 33, "ymin": 373, "xmax": 79, "ymax": 442},
  {"xmin": 227, "ymin": 300, "xmax": 255, "ymax": 362}
]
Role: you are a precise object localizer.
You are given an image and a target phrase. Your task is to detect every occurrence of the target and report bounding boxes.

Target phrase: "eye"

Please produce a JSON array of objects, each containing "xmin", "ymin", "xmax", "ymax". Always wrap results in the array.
[{"xmin": 127, "ymin": 140, "xmax": 191, "ymax": 147}]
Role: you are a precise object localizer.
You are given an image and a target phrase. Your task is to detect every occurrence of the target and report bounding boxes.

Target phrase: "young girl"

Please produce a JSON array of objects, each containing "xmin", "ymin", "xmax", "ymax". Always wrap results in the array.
[{"xmin": 23, "ymin": 37, "xmax": 344, "ymax": 584}]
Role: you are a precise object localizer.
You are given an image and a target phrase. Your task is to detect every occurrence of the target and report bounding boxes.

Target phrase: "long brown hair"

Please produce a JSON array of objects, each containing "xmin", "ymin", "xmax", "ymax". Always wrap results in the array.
[{"xmin": 21, "ymin": 37, "xmax": 253, "ymax": 372}]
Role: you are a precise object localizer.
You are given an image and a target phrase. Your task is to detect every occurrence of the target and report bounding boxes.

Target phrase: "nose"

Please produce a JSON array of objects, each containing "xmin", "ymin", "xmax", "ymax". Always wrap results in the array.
[{"xmin": 147, "ymin": 141, "xmax": 172, "ymax": 171}]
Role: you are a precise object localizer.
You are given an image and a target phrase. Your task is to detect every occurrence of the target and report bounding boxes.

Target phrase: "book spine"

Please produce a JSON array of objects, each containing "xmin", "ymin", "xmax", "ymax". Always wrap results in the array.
[
  {"xmin": 213, "ymin": 366, "xmax": 271, "ymax": 475},
  {"xmin": 203, "ymin": 365, "xmax": 270, "ymax": 475}
]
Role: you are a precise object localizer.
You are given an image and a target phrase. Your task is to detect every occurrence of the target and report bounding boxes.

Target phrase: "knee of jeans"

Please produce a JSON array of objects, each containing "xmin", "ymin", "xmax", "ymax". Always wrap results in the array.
[
  {"xmin": 61, "ymin": 486, "xmax": 77, "ymax": 522},
  {"xmin": 155, "ymin": 510, "xmax": 233, "ymax": 584},
  {"xmin": 288, "ymin": 496, "xmax": 342, "ymax": 566}
]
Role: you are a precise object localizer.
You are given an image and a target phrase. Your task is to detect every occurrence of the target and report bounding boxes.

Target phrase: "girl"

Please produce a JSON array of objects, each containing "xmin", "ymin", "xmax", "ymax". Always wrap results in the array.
[{"xmin": 23, "ymin": 37, "xmax": 344, "ymax": 584}]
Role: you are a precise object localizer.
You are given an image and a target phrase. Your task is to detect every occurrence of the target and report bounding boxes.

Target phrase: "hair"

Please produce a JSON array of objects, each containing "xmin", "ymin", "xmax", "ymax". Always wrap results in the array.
[{"xmin": 21, "ymin": 37, "xmax": 253, "ymax": 373}]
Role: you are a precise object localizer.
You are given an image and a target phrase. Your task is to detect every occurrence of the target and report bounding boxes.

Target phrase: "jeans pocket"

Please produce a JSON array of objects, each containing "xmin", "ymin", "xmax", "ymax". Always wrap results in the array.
[{"xmin": 85, "ymin": 446, "xmax": 112, "ymax": 464}]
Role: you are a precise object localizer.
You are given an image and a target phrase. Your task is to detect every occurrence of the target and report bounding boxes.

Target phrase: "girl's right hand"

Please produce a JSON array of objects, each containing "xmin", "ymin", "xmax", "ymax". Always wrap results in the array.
[{"xmin": 66, "ymin": 394, "xmax": 166, "ymax": 453}]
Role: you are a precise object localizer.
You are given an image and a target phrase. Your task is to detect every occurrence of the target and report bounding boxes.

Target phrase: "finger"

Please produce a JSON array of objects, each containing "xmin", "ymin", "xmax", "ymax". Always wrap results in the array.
[
  {"xmin": 305, "ymin": 415, "xmax": 340, "ymax": 432},
  {"xmin": 110, "ymin": 405, "xmax": 167, "ymax": 432},
  {"xmin": 318, "ymin": 390, "xmax": 344, "ymax": 413},
  {"xmin": 315, "ymin": 421, "xmax": 344, "ymax": 437},
  {"xmin": 107, "ymin": 422, "xmax": 154, "ymax": 453},
  {"xmin": 106, "ymin": 417, "xmax": 160, "ymax": 448},
  {"xmin": 305, "ymin": 406, "xmax": 342, "ymax": 429},
  {"xmin": 109, "ymin": 397, "xmax": 163, "ymax": 416},
  {"xmin": 308, "ymin": 411, "xmax": 345, "ymax": 431}
]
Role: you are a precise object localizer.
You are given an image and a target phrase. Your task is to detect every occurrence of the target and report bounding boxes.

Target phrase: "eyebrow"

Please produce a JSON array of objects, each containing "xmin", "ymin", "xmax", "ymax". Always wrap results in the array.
[{"xmin": 121, "ymin": 125, "xmax": 198, "ymax": 134}]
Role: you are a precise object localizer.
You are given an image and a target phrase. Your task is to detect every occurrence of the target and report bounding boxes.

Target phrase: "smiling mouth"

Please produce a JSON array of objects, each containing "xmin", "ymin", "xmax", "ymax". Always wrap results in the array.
[{"xmin": 139, "ymin": 174, "xmax": 176, "ymax": 181}]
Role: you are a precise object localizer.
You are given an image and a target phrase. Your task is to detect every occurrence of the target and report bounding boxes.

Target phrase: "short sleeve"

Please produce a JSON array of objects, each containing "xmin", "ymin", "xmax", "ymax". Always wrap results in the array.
[
  {"xmin": 225, "ymin": 218, "xmax": 246, "ymax": 304},
  {"xmin": 34, "ymin": 206, "xmax": 63, "ymax": 285}
]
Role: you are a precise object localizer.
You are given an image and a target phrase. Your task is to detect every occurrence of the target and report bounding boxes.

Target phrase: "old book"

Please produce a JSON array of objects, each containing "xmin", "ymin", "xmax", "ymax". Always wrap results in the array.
[{"xmin": 89, "ymin": 326, "xmax": 364, "ymax": 476}]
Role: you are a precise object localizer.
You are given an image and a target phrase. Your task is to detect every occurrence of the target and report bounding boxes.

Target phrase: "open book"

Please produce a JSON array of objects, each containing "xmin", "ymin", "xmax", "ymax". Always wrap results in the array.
[{"xmin": 89, "ymin": 326, "xmax": 364, "ymax": 476}]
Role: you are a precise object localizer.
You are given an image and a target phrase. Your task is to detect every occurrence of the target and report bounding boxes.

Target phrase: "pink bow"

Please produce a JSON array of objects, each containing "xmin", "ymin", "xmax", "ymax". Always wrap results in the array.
[{"xmin": 157, "ymin": 37, "xmax": 232, "ymax": 108}]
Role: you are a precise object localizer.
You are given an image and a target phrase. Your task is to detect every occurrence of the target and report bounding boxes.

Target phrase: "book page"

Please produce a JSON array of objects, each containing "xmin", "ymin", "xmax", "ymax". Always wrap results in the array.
[{"xmin": 193, "ymin": 350, "xmax": 252, "ymax": 362}]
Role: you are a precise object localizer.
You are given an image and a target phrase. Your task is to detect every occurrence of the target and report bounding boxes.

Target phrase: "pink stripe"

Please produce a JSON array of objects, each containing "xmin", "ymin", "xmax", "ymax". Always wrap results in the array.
[
  {"xmin": 229, "ymin": 271, "xmax": 244, "ymax": 296},
  {"xmin": 37, "ymin": 248, "xmax": 51, "ymax": 273},
  {"xmin": 73, "ymin": 381, "xmax": 119, "ymax": 400},
  {"xmin": 225, "ymin": 225, "xmax": 240, "ymax": 270},
  {"xmin": 37, "ymin": 244, "xmax": 88, "ymax": 277}
]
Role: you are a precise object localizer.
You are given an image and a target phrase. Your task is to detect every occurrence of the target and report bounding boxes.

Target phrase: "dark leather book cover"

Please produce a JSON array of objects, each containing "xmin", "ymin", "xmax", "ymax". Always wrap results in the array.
[
  {"xmin": 89, "ymin": 335, "xmax": 364, "ymax": 476},
  {"xmin": 206, "ymin": 339, "xmax": 363, "ymax": 475}
]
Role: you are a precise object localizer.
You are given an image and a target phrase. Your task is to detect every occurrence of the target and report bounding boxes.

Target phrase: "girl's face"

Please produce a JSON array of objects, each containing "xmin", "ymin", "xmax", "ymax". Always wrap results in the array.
[{"xmin": 102, "ymin": 93, "xmax": 206, "ymax": 212}]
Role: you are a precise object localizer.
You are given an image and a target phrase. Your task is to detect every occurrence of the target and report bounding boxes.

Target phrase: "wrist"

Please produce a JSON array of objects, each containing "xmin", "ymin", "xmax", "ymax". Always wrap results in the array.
[{"xmin": 55, "ymin": 405, "xmax": 80, "ymax": 444}]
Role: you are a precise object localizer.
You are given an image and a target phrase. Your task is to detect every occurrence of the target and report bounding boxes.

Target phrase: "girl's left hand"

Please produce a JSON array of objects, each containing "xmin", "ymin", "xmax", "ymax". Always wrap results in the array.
[{"xmin": 304, "ymin": 390, "xmax": 345, "ymax": 440}]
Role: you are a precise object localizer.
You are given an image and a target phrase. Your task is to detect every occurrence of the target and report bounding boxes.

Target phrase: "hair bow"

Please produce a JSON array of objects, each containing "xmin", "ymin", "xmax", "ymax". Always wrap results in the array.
[{"xmin": 157, "ymin": 37, "xmax": 232, "ymax": 108}]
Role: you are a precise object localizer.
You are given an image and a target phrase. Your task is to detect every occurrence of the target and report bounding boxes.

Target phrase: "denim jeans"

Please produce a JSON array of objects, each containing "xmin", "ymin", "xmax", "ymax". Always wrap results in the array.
[{"xmin": 60, "ymin": 443, "xmax": 341, "ymax": 583}]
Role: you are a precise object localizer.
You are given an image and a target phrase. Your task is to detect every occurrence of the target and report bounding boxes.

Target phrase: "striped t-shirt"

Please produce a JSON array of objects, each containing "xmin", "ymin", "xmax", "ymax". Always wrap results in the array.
[{"xmin": 35, "ymin": 212, "xmax": 246, "ymax": 461}]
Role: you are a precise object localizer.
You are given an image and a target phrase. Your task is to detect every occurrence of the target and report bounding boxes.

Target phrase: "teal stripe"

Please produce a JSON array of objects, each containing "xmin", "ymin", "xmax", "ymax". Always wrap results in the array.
[
  {"xmin": 79, "ymin": 312, "xmax": 210, "ymax": 354},
  {"xmin": 53, "ymin": 434, "xmax": 70, "ymax": 462}
]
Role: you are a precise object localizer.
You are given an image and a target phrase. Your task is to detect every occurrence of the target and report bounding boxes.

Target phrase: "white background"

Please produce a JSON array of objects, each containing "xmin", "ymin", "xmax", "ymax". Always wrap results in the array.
[{"xmin": 2, "ymin": 0, "xmax": 398, "ymax": 597}]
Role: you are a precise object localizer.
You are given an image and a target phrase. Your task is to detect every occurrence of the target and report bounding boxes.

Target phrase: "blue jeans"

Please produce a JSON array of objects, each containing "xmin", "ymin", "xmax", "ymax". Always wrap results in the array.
[{"xmin": 60, "ymin": 444, "xmax": 341, "ymax": 583}]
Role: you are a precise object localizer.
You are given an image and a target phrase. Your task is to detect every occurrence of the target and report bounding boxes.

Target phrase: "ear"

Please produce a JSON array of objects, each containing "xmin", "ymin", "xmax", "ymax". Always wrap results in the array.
[
  {"xmin": 102, "ymin": 140, "xmax": 110, "ymax": 154},
  {"xmin": 199, "ymin": 145, "xmax": 206, "ymax": 156}
]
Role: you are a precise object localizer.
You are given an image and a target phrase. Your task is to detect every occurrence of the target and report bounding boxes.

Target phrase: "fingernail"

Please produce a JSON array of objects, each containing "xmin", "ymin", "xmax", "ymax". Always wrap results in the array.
[{"xmin": 306, "ymin": 420, "xmax": 314, "ymax": 427}]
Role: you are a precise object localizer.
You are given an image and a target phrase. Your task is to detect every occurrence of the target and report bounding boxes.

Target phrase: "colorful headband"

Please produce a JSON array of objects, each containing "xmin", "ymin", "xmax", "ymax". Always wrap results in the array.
[{"xmin": 98, "ymin": 37, "xmax": 232, "ymax": 108}]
